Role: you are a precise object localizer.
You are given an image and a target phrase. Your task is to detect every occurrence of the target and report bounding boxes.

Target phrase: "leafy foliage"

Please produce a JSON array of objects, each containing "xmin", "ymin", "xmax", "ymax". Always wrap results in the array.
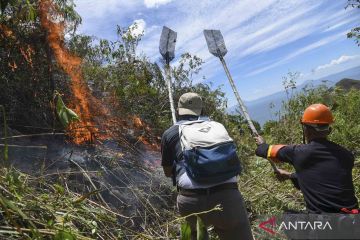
[
  {"xmin": 1, "ymin": 2, "xmax": 359, "ymax": 239},
  {"xmin": 68, "ymin": 26, "xmax": 227, "ymax": 135},
  {"xmin": 329, "ymin": 88, "xmax": 360, "ymax": 153},
  {"xmin": 244, "ymin": 79, "xmax": 360, "ymax": 218},
  {"xmin": 56, "ymin": 93, "xmax": 80, "ymax": 127},
  {"xmin": 0, "ymin": 0, "xmax": 80, "ymax": 129},
  {"xmin": 346, "ymin": 0, "xmax": 360, "ymax": 46},
  {"xmin": 180, "ymin": 222, "xmax": 192, "ymax": 240},
  {"xmin": 196, "ymin": 216, "xmax": 207, "ymax": 240}
]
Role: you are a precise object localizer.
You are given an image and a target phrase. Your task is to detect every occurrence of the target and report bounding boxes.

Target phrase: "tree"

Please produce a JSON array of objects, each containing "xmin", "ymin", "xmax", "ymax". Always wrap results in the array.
[
  {"xmin": 282, "ymin": 71, "xmax": 300, "ymax": 100},
  {"xmin": 0, "ymin": 0, "xmax": 81, "ymax": 128},
  {"xmin": 346, "ymin": 0, "xmax": 360, "ymax": 46},
  {"xmin": 68, "ymin": 22, "xmax": 228, "ymax": 134}
]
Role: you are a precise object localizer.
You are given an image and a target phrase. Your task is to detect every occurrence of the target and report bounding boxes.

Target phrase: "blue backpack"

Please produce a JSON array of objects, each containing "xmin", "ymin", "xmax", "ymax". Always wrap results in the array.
[{"xmin": 178, "ymin": 119, "xmax": 241, "ymax": 184}]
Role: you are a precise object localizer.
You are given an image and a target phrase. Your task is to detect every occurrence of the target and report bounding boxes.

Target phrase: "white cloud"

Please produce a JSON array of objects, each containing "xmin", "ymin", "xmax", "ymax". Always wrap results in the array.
[
  {"xmin": 143, "ymin": 0, "xmax": 331, "ymax": 78},
  {"xmin": 74, "ymin": 0, "xmax": 356, "ymax": 101},
  {"xmin": 76, "ymin": 0, "xmax": 343, "ymax": 64},
  {"xmin": 136, "ymin": 0, "xmax": 352, "ymax": 90},
  {"xmin": 75, "ymin": 0, "xmax": 139, "ymax": 18},
  {"xmin": 234, "ymin": 3, "xmax": 351, "ymax": 60},
  {"xmin": 323, "ymin": 18, "xmax": 355, "ymax": 33},
  {"xmin": 246, "ymin": 31, "xmax": 347, "ymax": 77},
  {"xmin": 315, "ymin": 55, "xmax": 360, "ymax": 72},
  {"xmin": 173, "ymin": 0, "xmax": 279, "ymax": 59},
  {"xmin": 144, "ymin": 0, "xmax": 173, "ymax": 8},
  {"xmin": 74, "ymin": 0, "xmax": 143, "ymax": 39},
  {"xmin": 127, "ymin": 19, "xmax": 146, "ymax": 37}
]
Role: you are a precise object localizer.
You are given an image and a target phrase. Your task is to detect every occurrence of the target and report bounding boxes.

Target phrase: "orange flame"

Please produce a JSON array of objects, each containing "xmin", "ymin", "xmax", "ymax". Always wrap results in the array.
[
  {"xmin": 39, "ymin": 0, "xmax": 99, "ymax": 144},
  {"xmin": 132, "ymin": 116, "xmax": 160, "ymax": 150},
  {"xmin": 8, "ymin": 61, "xmax": 18, "ymax": 71},
  {"xmin": 38, "ymin": 0, "xmax": 159, "ymax": 148},
  {"xmin": 1, "ymin": 25, "xmax": 34, "ymax": 67},
  {"xmin": 133, "ymin": 117, "xmax": 144, "ymax": 128},
  {"xmin": 20, "ymin": 45, "xmax": 34, "ymax": 68},
  {"xmin": 0, "ymin": 24, "xmax": 15, "ymax": 39}
]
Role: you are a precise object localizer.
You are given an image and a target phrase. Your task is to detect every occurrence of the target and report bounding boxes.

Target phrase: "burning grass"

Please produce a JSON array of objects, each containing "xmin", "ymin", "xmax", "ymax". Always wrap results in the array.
[{"xmin": 0, "ymin": 24, "xmax": 15, "ymax": 39}]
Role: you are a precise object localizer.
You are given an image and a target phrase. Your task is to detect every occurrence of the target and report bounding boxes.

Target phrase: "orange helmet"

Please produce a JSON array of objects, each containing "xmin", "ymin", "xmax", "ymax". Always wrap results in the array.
[{"xmin": 301, "ymin": 104, "xmax": 334, "ymax": 124}]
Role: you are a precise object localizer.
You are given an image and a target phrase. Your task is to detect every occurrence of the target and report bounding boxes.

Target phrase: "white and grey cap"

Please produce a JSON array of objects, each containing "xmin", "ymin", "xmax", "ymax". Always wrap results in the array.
[{"xmin": 178, "ymin": 92, "xmax": 203, "ymax": 116}]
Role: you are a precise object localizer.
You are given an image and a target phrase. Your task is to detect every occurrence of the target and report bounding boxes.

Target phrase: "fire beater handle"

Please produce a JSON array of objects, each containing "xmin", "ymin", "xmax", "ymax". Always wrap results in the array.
[
  {"xmin": 219, "ymin": 57, "xmax": 257, "ymax": 135},
  {"xmin": 165, "ymin": 61, "xmax": 177, "ymax": 124},
  {"xmin": 218, "ymin": 56, "xmax": 279, "ymax": 172}
]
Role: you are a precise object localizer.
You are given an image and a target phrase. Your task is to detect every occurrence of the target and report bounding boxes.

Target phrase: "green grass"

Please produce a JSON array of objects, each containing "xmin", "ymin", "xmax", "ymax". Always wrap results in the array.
[{"xmin": 0, "ymin": 167, "xmax": 121, "ymax": 239}]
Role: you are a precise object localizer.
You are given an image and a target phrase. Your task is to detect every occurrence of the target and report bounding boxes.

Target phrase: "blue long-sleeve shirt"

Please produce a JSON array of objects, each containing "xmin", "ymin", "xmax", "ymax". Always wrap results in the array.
[{"xmin": 256, "ymin": 138, "xmax": 358, "ymax": 213}]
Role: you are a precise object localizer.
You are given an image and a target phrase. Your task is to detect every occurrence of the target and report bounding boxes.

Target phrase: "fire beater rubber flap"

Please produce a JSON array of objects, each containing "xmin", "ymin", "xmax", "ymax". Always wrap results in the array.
[{"xmin": 203, "ymin": 30, "xmax": 227, "ymax": 58}]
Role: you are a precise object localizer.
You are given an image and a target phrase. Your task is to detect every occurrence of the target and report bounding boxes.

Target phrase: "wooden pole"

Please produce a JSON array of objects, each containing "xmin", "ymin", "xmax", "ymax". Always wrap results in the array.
[
  {"xmin": 218, "ymin": 57, "xmax": 279, "ymax": 172},
  {"xmin": 219, "ymin": 56, "xmax": 258, "ymax": 135},
  {"xmin": 165, "ymin": 61, "xmax": 177, "ymax": 124}
]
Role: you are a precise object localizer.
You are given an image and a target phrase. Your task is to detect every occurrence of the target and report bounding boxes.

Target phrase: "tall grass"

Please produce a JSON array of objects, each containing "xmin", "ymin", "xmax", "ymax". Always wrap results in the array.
[{"xmin": 0, "ymin": 105, "xmax": 8, "ymax": 165}]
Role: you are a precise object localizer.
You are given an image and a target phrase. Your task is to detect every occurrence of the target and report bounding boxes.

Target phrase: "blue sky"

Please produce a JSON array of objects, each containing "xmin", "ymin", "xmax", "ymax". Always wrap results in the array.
[{"xmin": 74, "ymin": 0, "xmax": 360, "ymax": 106}]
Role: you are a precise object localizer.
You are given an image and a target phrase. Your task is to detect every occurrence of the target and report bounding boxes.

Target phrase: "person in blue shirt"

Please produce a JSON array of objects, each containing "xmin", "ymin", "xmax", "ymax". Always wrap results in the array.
[
  {"xmin": 255, "ymin": 104, "xmax": 358, "ymax": 214},
  {"xmin": 161, "ymin": 92, "xmax": 253, "ymax": 240}
]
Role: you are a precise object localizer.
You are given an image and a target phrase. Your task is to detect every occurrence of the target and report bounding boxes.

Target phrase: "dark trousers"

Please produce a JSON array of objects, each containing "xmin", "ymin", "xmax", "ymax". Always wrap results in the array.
[{"xmin": 177, "ymin": 188, "xmax": 254, "ymax": 240}]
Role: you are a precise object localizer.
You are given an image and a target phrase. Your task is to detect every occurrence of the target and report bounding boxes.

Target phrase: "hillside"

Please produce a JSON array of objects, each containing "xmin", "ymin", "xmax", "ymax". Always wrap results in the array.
[
  {"xmin": 335, "ymin": 78, "xmax": 360, "ymax": 90},
  {"xmin": 228, "ymin": 66, "xmax": 360, "ymax": 125},
  {"xmin": 1, "ymin": 1, "xmax": 359, "ymax": 239}
]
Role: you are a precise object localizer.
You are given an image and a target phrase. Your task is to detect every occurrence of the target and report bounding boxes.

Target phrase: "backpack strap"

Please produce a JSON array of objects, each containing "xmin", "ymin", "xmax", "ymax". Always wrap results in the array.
[
  {"xmin": 178, "ymin": 117, "xmax": 214, "ymax": 151},
  {"xmin": 176, "ymin": 116, "xmax": 210, "ymax": 126},
  {"xmin": 175, "ymin": 120, "xmax": 190, "ymax": 126}
]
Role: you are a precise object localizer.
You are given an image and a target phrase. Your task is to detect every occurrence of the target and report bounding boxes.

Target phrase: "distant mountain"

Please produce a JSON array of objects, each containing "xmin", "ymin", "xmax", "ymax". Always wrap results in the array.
[
  {"xmin": 228, "ymin": 66, "xmax": 360, "ymax": 126},
  {"xmin": 335, "ymin": 78, "xmax": 360, "ymax": 91}
]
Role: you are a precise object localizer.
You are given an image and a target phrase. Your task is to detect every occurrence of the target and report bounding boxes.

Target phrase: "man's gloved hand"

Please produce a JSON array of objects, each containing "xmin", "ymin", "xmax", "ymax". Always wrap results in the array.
[{"xmin": 275, "ymin": 168, "xmax": 292, "ymax": 182}]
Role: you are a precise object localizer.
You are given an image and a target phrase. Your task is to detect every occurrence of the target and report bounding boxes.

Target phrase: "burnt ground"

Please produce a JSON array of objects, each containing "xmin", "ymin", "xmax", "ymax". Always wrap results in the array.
[{"xmin": 0, "ymin": 127, "xmax": 177, "ymax": 237}]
